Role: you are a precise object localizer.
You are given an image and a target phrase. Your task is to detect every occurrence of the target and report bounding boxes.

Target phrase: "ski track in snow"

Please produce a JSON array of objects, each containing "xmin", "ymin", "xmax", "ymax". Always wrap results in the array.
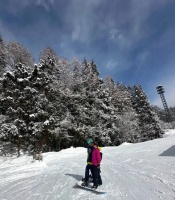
[{"xmin": 0, "ymin": 131, "xmax": 175, "ymax": 200}]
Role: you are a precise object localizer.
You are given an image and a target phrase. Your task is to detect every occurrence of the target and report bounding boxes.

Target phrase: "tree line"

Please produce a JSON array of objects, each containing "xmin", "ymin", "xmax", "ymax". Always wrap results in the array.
[{"xmin": 0, "ymin": 35, "xmax": 165, "ymax": 156}]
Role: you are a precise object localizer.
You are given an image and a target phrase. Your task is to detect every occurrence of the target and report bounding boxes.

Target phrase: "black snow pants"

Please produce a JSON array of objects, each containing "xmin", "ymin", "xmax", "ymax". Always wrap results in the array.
[{"xmin": 92, "ymin": 165, "xmax": 102, "ymax": 186}]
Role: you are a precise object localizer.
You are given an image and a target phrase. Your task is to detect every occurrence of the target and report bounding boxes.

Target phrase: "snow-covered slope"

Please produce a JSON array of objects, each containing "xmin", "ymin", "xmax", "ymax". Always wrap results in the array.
[{"xmin": 0, "ymin": 130, "xmax": 175, "ymax": 200}]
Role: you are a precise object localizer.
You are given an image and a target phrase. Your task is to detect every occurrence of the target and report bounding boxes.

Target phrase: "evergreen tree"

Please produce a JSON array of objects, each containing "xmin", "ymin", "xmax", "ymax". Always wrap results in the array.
[
  {"xmin": 103, "ymin": 75, "xmax": 115, "ymax": 96},
  {"xmin": 132, "ymin": 85, "xmax": 162, "ymax": 141},
  {"xmin": 39, "ymin": 47, "xmax": 59, "ymax": 64},
  {"xmin": 39, "ymin": 47, "xmax": 60, "ymax": 78},
  {"xmin": 72, "ymin": 57, "xmax": 82, "ymax": 93},
  {"xmin": 102, "ymin": 81, "xmax": 140, "ymax": 144},
  {"xmin": 0, "ymin": 63, "xmax": 56, "ymax": 155}
]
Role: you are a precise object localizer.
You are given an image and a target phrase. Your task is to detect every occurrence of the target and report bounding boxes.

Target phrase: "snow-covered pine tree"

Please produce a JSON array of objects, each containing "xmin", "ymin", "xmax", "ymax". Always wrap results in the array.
[
  {"xmin": 102, "ymin": 80, "xmax": 140, "ymax": 145},
  {"xmin": 0, "ymin": 62, "xmax": 57, "ymax": 155},
  {"xmin": 114, "ymin": 84, "xmax": 141, "ymax": 143},
  {"xmin": 39, "ymin": 47, "xmax": 59, "ymax": 65},
  {"xmin": 58, "ymin": 57, "xmax": 72, "ymax": 90},
  {"xmin": 38, "ymin": 55, "xmax": 79, "ymax": 150},
  {"xmin": 68, "ymin": 59, "xmax": 103, "ymax": 144},
  {"xmin": 39, "ymin": 47, "xmax": 60, "ymax": 78},
  {"xmin": 72, "ymin": 57, "xmax": 82, "ymax": 93},
  {"xmin": 132, "ymin": 84, "xmax": 163, "ymax": 141},
  {"xmin": 103, "ymin": 75, "xmax": 115, "ymax": 96}
]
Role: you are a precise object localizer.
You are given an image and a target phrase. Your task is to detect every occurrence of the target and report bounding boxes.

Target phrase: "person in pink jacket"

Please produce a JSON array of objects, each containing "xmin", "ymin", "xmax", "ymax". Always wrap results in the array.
[{"xmin": 92, "ymin": 141, "xmax": 102, "ymax": 189}]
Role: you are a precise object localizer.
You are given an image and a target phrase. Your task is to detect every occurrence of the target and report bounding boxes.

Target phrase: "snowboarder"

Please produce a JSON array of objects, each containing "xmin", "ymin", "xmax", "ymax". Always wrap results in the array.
[
  {"xmin": 81, "ymin": 138, "xmax": 94, "ymax": 187},
  {"xmin": 91, "ymin": 141, "xmax": 102, "ymax": 189}
]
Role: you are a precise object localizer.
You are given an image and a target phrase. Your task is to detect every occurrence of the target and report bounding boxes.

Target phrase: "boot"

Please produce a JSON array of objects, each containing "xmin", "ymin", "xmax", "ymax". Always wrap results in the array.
[
  {"xmin": 92, "ymin": 184, "xmax": 98, "ymax": 190},
  {"xmin": 81, "ymin": 181, "xmax": 88, "ymax": 187}
]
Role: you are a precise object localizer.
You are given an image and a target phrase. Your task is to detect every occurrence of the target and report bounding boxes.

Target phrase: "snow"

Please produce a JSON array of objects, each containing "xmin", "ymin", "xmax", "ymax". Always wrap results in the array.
[
  {"xmin": 1, "ymin": 130, "xmax": 175, "ymax": 200},
  {"xmin": 44, "ymin": 120, "xmax": 50, "ymax": 125}
]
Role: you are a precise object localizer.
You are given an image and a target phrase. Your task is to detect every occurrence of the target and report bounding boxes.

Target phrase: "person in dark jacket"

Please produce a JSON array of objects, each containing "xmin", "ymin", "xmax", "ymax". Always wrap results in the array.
[{"xmin": 82, "ymin": 138, "xmax": 94, "ymax": 186}]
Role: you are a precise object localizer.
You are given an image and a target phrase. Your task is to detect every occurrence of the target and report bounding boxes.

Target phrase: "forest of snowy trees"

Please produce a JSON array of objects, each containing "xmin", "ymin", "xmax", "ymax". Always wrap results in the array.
[{"xmin": 0, "ymin": 35, "xmax": 174, "ymax": 156}]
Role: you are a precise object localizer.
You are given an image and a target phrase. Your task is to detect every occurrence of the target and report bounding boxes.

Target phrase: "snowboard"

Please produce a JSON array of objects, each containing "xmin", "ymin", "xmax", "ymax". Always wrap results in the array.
[{"xmin": 76, "ymin": 181, "xmax": 106, "ymax": 194}]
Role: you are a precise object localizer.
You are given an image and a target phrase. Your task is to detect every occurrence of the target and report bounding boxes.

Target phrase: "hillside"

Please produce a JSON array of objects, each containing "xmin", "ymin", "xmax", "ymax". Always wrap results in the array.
[{"xmin": 0, "ymin": 129, "xmax": 175, "ymax": 200}]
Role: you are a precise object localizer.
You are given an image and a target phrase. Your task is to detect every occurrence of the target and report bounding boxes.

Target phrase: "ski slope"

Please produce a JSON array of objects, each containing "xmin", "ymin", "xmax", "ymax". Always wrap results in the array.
[{"xmin": 0, "ymin": 130, "xmax": 175, "ymax": 200}]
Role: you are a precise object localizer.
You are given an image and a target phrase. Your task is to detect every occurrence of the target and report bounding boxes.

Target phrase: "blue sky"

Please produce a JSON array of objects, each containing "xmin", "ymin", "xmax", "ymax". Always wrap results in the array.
[{"xmin": 0, "ymin": 0, "xmax": 175, "ymax": 108}]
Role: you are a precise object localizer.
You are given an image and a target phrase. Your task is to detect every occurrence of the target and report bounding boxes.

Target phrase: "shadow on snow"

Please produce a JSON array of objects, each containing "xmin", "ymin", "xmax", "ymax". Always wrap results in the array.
[
  {"xmin": 65, "ymin": 173, "xmax": 83, "ymax": 181},
  {"xmin": 159, "ymin": 145, "xmax": 175, "ymax": 157}
]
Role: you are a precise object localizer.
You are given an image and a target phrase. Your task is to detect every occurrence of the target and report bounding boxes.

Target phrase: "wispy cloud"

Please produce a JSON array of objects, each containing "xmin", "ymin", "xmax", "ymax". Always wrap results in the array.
[
  {"xmin": 0, "ymin": 0, "xmax": 175, "ymax": 107},
  {"xmin": 109, "ymin": 28, "xmax": 120, "ymax": 40},
  {"xmin": 35, "ymin": 0, "xmax": 55, "ymax": 11},
  {"xmin": 0, "ymin": 0, "xmax": 56, "ymax": 14},
  {"xmin": 106, "ymin": 60, "xmax": 119, "ymax": 71},
  {"xmin": 67, "ymin": 0, "xmax": 102, "ymax": 43}
]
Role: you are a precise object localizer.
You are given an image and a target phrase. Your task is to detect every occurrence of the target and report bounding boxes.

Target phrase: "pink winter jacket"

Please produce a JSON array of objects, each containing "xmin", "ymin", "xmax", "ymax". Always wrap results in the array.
[{"xmin": 92, "ymin": 147, "xmax": 101, "ymax": 166}]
